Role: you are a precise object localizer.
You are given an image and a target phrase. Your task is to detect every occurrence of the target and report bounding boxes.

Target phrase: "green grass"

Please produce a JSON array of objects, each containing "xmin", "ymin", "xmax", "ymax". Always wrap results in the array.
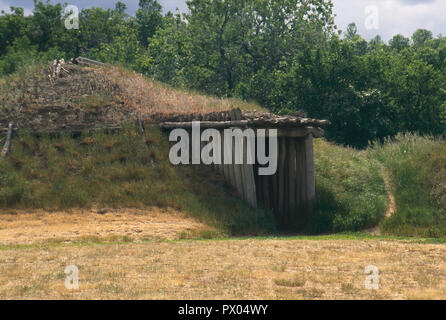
[
  {"xmin": 0, "ymin": 125, "xmax": 275, "ymax": 236},
  {"xmin": 370, "ymin": 133, "xmax": 446, "ymax": 237},
  {"xmin": 309, "ymin": 139, "xmax": 388, "ymax": 234}
]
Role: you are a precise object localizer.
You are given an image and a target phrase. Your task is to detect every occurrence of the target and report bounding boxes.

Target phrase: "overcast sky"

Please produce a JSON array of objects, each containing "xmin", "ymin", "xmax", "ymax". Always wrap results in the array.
[{"xmin": 1, "ymin": 0, "xmax": 445, "ymax": 41}]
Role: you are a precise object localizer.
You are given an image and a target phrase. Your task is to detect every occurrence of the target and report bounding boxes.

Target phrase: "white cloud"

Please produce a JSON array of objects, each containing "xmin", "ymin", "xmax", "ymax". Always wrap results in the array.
[
  {"xmin": 159, "ymin": 0, "xmax": 187, "ymax": 12},
  {"xmin": 158, "ymin": 0, "xmax": 446, "ymax": 41},
  {"xmin": 0, "ymin": 0, "xmax": 32, "ymax": 15},
  {"xmin": 0, "ymin": 0, "xmax": 10, "ymax": 13},
  {"xmin": 332, "ymin": 0, "xmax": 446, "ymax": 41}
]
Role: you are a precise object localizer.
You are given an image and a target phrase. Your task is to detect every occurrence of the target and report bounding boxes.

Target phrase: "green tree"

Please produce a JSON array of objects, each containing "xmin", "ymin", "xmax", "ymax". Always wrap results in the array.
[
  {"xmin": 0, "ymin": 7, "xmax": 28, "ymax": 56},
  {"xmin": 179, "ymin": 0, "xmax": 335, "ymax": 97},
  {"xmin": 344, "ymin": 23, "xmax": 357, "ymax": 40},
  {"xmin": 144, "ymin": 13, "xmax": 188, "ymax": 83},
  {"xmin": 136, "ymin": 0, "xmax": 164, "ymax": 47},
  {"xmin": 412, "ymin": 29, "xmax": 433, "ymax": 47},
  {"xmin": 369, "ymin": 35, "xmax": 383, "ymax": 48},
  {"xmin": 389, "ymin": 34, "xmax": 410, "ymax": 52},
  {"xmin": 31, "ymin": 0, "xmax": 64, "ymax": 52}
]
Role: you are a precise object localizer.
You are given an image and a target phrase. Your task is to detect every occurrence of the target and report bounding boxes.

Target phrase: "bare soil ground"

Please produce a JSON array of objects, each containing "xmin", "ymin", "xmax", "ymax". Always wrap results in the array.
[
  {"xmin": 366, "ymin": 169, "xmax": 396, "ymax": 236},
  {"xmin": 0, "ymin": 212, "xmax": 445, "ymax": 299},
  {"xmin": 0, "ymin": 208, "xmax": 211, "ymax": 245}
]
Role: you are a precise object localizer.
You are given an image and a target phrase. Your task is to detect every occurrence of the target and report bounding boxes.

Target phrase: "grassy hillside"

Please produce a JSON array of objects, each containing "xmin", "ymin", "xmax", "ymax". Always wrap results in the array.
[
  {"xmin": 0, "ymin": 126, "xmax": 390, "ymax": 236},
  {"xmin": 2, "ymin": 125, "xmax": 445, "ymax": 238},
  {"xmin": 0, "ymin": 126, "xmax": 274, "ymax": 236},
  {"xmin": 370, "ymin": 134, "xmax": 446, "ymax": 237},
  {"xmin": 312, "ymin": 134, "xmax": 446, "ymax": 238},
  {"xmin": 0, "ymin": 62, "xmax": 272, "ymax": 236},
  {"xmin": 310, "ymin": 140, "xmax": 388, "ymax": 234}
]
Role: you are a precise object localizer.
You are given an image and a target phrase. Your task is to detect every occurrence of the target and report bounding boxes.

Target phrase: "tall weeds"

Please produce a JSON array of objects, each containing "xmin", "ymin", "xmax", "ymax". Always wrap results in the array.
[
  {"xmin": 369, "ymin": 133, "xmax": 446, "ymax": 237},
  {"xmin": 309, "ymin": 139, "xmax": 388, "ymax": 233}
]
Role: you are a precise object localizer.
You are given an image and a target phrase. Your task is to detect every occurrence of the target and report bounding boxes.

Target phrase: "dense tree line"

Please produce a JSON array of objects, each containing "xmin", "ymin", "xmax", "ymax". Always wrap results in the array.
[{"xmin": 1, "ymin": 0, "xmax": 445, "ymax": 147}]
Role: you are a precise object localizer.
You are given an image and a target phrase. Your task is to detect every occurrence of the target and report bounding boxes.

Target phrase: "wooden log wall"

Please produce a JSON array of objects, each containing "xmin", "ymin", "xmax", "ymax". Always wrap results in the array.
[
  {"xmin": 252, "ymin": 134, "xmax": 315, "ymax": 230},
  {"xmin": 164, "ymin": 108, "xmax": 321, "ymax": 231},
  {"xmin": 208, "ymin": 129, "xmax": 316, "ymax": 231}
]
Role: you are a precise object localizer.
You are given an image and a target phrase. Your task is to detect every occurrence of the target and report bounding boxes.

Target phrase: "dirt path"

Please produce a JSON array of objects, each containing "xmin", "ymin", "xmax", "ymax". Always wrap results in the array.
[
  {"xmin": 367, "ymin": 169, "xmax": 396, "ymax": 235},
  {"xmin": 0, "ymin": 207, "xmax": 213, "ymax": 245},
  {"xmin": 383, "ymin": 169, "xmax": 396, "ymax": 219}
]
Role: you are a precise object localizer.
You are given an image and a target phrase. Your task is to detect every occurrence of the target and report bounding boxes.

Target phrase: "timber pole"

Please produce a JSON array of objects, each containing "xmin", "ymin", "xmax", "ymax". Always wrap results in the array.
[{"xmin": 1, "ymin": 122, "xmax": 13, "ymax": 158}]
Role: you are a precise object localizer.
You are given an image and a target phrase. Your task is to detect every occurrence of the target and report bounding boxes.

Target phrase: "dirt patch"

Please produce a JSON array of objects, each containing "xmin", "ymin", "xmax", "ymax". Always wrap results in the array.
[
  {"xmin": 367, "ymin": 169, "xmax": 396, "ymax": 235},
  {"xmin": 0, "ymin": 208, "xmax": 213, "ymax": 245},
  {"xmin": 383, "ymin": 170, "xmax": 396, "ymax": 218}
]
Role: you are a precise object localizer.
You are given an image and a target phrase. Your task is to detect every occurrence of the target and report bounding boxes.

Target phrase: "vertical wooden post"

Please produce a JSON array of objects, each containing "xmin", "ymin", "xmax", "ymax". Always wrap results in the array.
[
  {"xmin": 262, "ymin": 175, "xmax": 270, "ymax": 209},
  {"xmin": 215, "ymin": 120, "xmax": 223, "ymax": 173},
  {"xmin": 227, "ymin": 109, "xmax": 243, "ymax": 195},
  {"xmin": 295, "ymin": 138, "xmax": 306, "ymax": 227},
  {"xmin": 256, "ymin": 164, "xmax": 263, "ymax": 205},
  {"xmin": 278, "ymin": 137, "xmax": 287, "ymax": 221},
  {"xmin": 241, "ymin": 136, "xmax": 257, "ymax": 207},
  {"xmin": 272, "ymin": 166, "xmax": 278, "ymax": 214},
  {"xmin": 291, "ymin": 134, "xmax": 315, "ymax": 230},
  {"xmin": 304, "ymin": 133, "xmax": 316, "ymax": 211},
  {"xmin": 287, "ymin": 137, "xmax": 297, "ymax": 224},
  {"xmin": 136, "ymin": 113, "xmax": 145, "ymax": 136},
  {"xmin": 229, "ymin": 135, "xmax": 243, "ymax": 198},
  {"xmin": 262, "ymin": 137, "xmax": 271, "ymax": 210},
  {"xmin": 1, "ymin": 122, "xmax": 14, "ymax": 158},
  {"xmin": 231, "ymin": 108, "xmax": 242, "ymax": 121},
  {"xmin": 222, "ymin": 129, "xmax": 230, "ymax": 181},
  {"xmin": 228, "ymin": 147, "xmax": 237, "ymax": 190}
]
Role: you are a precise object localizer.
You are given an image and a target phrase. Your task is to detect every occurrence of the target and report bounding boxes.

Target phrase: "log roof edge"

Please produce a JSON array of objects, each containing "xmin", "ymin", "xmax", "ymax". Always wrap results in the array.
[{"xmin": 154, "ymin": 109, "xmax": 330, "ymax": 129}]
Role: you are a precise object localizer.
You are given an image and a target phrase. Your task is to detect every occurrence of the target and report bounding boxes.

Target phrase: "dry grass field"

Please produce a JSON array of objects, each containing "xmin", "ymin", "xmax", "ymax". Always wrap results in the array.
[
  {"xmin": 0, "ymin": 211, "xmax": 445, "ymax": 300},
  {"xmin": 0, "ymin": 208, "xmax": 214, "ymax": 245}
]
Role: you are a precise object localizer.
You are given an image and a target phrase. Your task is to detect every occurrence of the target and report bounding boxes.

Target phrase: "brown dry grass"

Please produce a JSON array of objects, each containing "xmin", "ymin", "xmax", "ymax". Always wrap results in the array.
[
  {"xmin": 0, "ymin": 63, "xmax": 266, "ymax": 133},
  {"xmin": 99, "ymin": 66, "xmax": 266, "ymax": 116},
  {"xmin": 0, "ymin": 237, "xmax": 445, "ymax": 299},
  {"xmin": 0, "ymin": 208, "xmax": 214, "ymax": 245}
]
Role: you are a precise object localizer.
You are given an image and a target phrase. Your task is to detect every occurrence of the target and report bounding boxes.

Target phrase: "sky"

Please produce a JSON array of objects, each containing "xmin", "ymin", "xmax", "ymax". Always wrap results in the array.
[{"xmin": 0, "ymin": 0, "xmax": 445, "ymax": 41}]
